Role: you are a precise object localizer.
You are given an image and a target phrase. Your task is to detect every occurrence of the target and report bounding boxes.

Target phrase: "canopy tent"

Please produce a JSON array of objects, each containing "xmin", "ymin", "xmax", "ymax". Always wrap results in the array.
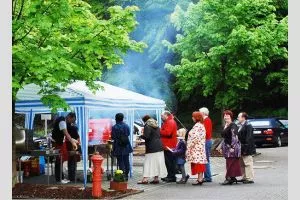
[{"xmin": 15, "ymin": 81, "xmax": 166, "ymax": 187}]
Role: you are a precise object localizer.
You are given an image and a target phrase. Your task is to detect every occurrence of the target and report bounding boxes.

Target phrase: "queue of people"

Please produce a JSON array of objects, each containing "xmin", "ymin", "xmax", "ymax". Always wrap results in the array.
[
  {"xmin": 51, "ymin": 108, "xmax": 255, "ymax": 186},
  {"xmin": 132, "ymin": 108, "xmax": 256, "ymax": 186}
]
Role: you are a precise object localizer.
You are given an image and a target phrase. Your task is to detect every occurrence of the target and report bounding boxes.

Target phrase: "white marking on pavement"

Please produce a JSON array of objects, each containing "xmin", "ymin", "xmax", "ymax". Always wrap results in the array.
[
  {"xmin": 253, "ymin": 165, "xmax": 272, "ymax": 169},
  {"xmin": 255, "ymin": 160, "xmax": 275, "ymax": 163}
]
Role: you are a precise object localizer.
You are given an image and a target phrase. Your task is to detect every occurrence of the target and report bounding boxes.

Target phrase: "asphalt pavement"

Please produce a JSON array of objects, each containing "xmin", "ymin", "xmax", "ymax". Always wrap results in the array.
[{"xmin": 123, "ymin": 146, "xmax": 288, "ymax": 200}]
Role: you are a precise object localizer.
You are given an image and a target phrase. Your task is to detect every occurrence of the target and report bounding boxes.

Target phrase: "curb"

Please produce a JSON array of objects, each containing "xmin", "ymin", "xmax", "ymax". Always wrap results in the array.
[{"xmin": 113, "ymin": 189, "xmax": 144, "ymax": 199}]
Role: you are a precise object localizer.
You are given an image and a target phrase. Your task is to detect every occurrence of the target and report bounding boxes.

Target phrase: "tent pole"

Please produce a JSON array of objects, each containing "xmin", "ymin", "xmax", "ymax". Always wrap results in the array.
[
  {"xmin": 29, "ymin": 109, "xmax": 35, "ymax": 130},
  {"xmin": 130, "ymin": 109, "xmax": 134, "ymax": 178}
]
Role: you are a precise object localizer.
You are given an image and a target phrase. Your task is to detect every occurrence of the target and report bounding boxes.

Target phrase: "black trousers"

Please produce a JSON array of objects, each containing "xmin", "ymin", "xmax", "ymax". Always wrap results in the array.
[
  {"xmin": 55, "ymin": 155, "xmax": 64, "ymax": 182},
  {"xmin": 164, "ymin": 150, "xmax": 176, "ymax": 179},
  {"xmin": 116, "ymin": 155, "xmax": 130, "ymax": 178},
  {"xmin": 68, "ymin": 155, "xmax": 77, "ymax": 181}
]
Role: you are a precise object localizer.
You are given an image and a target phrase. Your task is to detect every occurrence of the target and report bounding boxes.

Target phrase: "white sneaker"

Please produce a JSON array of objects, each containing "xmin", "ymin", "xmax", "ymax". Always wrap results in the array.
[{"xmin": 61, "ymin": 179, "xmax": 70, "ymax": 184}]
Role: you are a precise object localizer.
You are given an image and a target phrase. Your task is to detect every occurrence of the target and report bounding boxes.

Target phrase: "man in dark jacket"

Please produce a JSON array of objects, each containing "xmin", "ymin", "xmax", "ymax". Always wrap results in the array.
[
  {"xmin": 160, "ymin": 111, "xmax": 178, "ymax": 183},
  {"xmin": 111, "ymin": 113, "xmax": 133, "ymax": 180},
  {"xmin": 51, "ymin": 112, "xmax": 79, "ymax": 183},
  {"xmin": 237, "ymin": 112, "xmax": 256, "ymax": 184}
]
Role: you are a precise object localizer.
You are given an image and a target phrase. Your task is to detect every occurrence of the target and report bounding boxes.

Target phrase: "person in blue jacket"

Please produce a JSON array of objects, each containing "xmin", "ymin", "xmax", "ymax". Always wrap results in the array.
[
  {"xmin": 167, "ymin": 128, "xmax": 190, "ymax": 184},
  {"xmin": 111, "ymin": 113, "xmax": 133, "ymax": 180}
]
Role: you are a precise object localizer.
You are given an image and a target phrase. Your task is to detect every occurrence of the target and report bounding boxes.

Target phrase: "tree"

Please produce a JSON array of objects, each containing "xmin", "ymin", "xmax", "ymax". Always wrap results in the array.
[
  {"xmin": 12, "ymin": 0, "xmax": 145, "ymax": 186},
  {"xmin": 164, "ymin": 0, "xmax": 288, "ymax": 111},
  {"xmin": 13, "ymin": 0, "xmax": 146, "ymax": 111}
]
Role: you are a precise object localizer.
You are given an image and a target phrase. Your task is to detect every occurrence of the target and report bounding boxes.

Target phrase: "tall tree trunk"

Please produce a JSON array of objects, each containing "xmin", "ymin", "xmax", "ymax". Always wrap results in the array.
[{"xmin": 12, "ymin": 100, "xmax": 17, "ymax": 187}]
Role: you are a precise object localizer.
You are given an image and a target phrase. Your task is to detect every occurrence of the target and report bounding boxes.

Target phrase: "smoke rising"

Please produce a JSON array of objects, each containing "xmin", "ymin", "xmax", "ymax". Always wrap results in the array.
[{"xmin": 102, "ymin": 1, "xmax": 186, "ymax": 110}]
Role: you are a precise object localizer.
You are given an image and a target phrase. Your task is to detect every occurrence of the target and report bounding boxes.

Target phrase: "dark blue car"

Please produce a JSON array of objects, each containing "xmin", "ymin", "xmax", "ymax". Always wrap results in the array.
[{"xmin": 247, "ymin": 118, "xmax": 288, "ymax": 147}]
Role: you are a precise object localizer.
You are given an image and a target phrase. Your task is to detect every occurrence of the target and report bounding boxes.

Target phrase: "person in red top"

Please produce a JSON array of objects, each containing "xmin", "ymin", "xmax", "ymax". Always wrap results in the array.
[
  {"xmin": 199, "ymin": 107, "xmax": 213, "ymax": 182},
  {"xmin": 160, "ymin": 111, "xmax": 178, "ymax": 182}
]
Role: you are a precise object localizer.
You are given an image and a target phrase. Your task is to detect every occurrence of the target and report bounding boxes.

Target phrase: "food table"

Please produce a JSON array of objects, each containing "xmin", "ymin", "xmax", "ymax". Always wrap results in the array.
[{"xmin": 18, "ymin": 149, "xmax": 62, "ymax": 185}]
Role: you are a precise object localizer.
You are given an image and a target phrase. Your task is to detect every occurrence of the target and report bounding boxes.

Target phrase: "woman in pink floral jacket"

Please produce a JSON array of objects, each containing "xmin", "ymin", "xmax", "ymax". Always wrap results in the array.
[{"xmin": 186, "ymin": 111, "xmax": 207, "ymax": 185}]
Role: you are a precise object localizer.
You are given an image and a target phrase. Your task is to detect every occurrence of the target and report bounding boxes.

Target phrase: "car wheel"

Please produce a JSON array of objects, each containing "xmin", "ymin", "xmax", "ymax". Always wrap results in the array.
[{"xmin": 274, "ymin": 136, "xmax": 282, "ymax": 147}]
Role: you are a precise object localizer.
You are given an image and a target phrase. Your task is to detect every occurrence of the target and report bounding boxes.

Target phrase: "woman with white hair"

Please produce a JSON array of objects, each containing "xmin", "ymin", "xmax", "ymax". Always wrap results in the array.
[{"xmin": 199, "ymin": 107, "xmax": 213, "ymax": 182}]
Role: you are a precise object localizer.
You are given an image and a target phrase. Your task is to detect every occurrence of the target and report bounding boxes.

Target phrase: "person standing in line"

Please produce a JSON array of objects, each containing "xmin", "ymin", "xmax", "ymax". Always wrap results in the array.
[
  {"xmin": 51, "ymin": 112, "xmax": 79, "ymax": 183},
  {"xmin": 111, "ymin": 113, "xmax": 133, "ymax": 181},
  {"xmin": 167, "ymin": 128, "xmax": 190, "ymax": 184},
  {"xmin": 160, "ymin": 111, "xmax": 178, "ymax": 183},
  {"xmin": 199, "ymin": 107, "xmax": 213, "ymax": 182},
  {"xmin": 137, "ymin": 115, "xmax": 167, "ymax": 184},
  {"xmin": 186, "ymin": 112, "xmax": 207, "ymax": 185},
  {"xmin": 237, "ymin": 112, "xmax": 256, "ymax": 184},
  {"xmin": 219, "ymin": 110, "xmax": 242, "ymax": 185}
]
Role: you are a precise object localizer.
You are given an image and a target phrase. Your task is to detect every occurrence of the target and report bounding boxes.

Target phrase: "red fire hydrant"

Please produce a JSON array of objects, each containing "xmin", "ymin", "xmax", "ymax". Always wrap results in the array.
[{"xmin": 91, "ymin": 152, "xmax": 104, "ymax": 198}]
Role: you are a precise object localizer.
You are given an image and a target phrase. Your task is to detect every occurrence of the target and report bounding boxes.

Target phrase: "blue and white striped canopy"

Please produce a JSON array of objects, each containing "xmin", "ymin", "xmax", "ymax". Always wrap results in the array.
[{"xmin": 15, "ymin": 81, "xmax": 166, "ymax": 188}]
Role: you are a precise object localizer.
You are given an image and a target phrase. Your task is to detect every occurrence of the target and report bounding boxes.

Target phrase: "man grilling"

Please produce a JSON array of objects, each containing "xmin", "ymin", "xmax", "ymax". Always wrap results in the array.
[{"xmin": 51, "ymin": 112, "xmax": 79, "ymax": 183}]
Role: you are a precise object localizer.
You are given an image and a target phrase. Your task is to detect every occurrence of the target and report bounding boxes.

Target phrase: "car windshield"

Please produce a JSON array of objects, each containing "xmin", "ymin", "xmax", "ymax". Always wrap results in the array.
[
  {"xmin": 248, "ymin": 120, "xmax": 271, "ymax": 127},
  {"xmin": 279, "ymin": 120, "xmax": 288, "ymax": 128}
]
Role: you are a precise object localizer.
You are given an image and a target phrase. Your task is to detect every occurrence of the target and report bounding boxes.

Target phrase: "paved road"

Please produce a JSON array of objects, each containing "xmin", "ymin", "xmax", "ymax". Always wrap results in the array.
[{"xmin": 124, "ymin": 146, "xmax": 288, "ymax": 200}]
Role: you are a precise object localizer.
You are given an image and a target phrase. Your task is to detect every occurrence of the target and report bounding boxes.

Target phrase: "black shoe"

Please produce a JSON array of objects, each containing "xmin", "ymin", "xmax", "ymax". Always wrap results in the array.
[
  {"xmin": 150, "ymin": 180, "xmax": 159, "ymax": 184},
  {"xmin": 220, "ymin": 179, "xmax": 234, "ymax": 185},
  {"xmin": 184, "ymin": 175, "xmax": 190, "ymax": 183},
  {"xmin": 161, "ymin": 177, "xmax": 168, "ymax": 181},
  {"xmin": 243, "ymin": 180, "xmax": 254, "ymax": 184},
  {"xmin": 203, "ymin": 178, "xmax": 212, "ymax": 183},
  {"xmin": 230, "ymin": 177, "xmax": 238, "ymax": 184},
  {"xmin": 192, "ymin": 180, "xmax": 204, "ymax": 186},
  {"xmin": 176, "ymin": 179, "xmax": 186, "ymax": 184},
  {"xmin": 163, "ymin": 177, "xmax": 177, "ymax": 183}
]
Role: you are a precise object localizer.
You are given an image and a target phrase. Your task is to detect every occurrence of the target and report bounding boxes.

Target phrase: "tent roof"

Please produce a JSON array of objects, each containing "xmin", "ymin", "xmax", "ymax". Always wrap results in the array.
[{"xmin": 16, "ymin": 81, "xmax": 166, "ymax": 112}]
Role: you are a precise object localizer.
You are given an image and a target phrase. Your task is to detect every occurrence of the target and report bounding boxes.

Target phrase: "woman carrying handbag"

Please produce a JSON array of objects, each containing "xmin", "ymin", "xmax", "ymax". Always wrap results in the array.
[{"xmin": 219, "ymin": 110, "xmax": 242, "ymax": 185}]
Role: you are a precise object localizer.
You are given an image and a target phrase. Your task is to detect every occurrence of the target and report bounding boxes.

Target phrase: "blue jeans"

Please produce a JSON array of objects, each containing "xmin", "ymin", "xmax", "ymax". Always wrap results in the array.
[{"xmin": 204, "ymin": 139, "xmax": 212, "ymax": 181}]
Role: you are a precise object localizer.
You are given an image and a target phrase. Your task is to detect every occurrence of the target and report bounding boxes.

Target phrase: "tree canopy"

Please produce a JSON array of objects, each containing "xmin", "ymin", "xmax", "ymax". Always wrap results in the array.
[
  {"xmin": 165, "ymin": 0, "xmax": 288, "ymax": 110},
  {"xmin": 12, "ymin": 0, "xmax": 146, "ymax": 112}
]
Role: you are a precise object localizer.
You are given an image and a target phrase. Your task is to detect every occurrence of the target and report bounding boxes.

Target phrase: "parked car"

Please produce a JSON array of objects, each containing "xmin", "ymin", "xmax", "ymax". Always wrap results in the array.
[
  {"xmin": 278, "ymin": 118, "xmax": 288, "ymax": 128},
  {"xmin": 247, "ymin": 118, "xmax": 288, "ymax": 147}
]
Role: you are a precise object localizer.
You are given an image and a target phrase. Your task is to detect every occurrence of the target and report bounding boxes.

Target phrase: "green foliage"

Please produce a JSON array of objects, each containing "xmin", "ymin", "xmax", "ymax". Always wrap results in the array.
[
  {"xmin": 250, "ymin": 107, "xmax": 288, "ymax": 118},
  {"xmin": 12, "ymin": 0, "xmax": 146, "ymax": 112},
  {"xmin": 266, "ymin": 68, "xmax": 288, "ymax": 95},
  {"xmin": 165, "ymin": 0, "xmax": 288, "ymax": 110}
]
